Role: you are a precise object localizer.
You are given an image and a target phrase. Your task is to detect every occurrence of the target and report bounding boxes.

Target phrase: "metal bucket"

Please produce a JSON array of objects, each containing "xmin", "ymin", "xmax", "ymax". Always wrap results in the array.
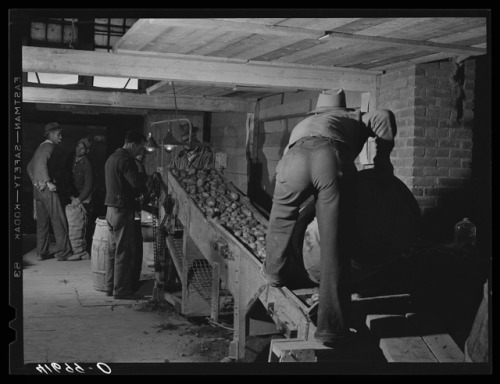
[{"xmin": 91, "ymin": 217, "xmax": 108, "ymax": 292}]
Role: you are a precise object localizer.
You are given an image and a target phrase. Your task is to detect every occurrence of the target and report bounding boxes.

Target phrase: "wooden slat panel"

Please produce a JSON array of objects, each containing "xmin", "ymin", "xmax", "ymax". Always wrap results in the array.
[
  {"xmin": 405, "ymin": 313, "xmax": 465, "ymax": 362},
  {"xmin": 276, "ymin": 18, "xmax": 362, "ymax": 31},
  {"xmin": 429, "ymin": 26, "xmax": 487, "ymax": 45},
  {"xmin": 371, "ymin": 52, "xmax": 454, "ymax": 71},
  {"xmin": 319, "ymin": 45, "xmax": 397, "ymax": 67},
  {"xmin": 150, "ymin": 26, "xmax": 221, "ymax": 55},
  {"xmin": 188, "ymin": 28, "xmax": 254, "ymax": 57},
  {"xmin": 233, "ymin": 35, "xmax": 307, "ymax": 61},
  {"xmin": 257, "ymin": 147, "xmax": 284, "ymax": 162},
  {"xmin": 353, "ymin": 50, "xmax": 431, "ymax": 70},
  {"xmin": 276, "ymin": 39, "xmax": 353, "ymax": 64},
  {"xmin": 380, "ymin": 17, "xmax": 486, "ymax": 41},
  {"xmin": 354, "ymin": 18, "xmax": 435, "ymax": 37},
  {"xmin": 257, "ymin": 132, "xmax": 291, "ymax": 147},
  {"xmin": 253, "ymin": 38, "xmax": 323, "ymax": 62},
  {"xmin": 332, "ymin": 18, "xmax": 399, "ymax": 34},
  {"xmin": 114, "ymin": 19, "xmax": 170, "ymax": 51},
  {"xmin": 258, "ymin": 99, "xmax": 312, "ymax": 120},
  {"xmin": 320, "ymin": 31, "xmax": 485, "ymax": 56},
  {"xmin": 366, "ymin": 314, "xmax": 439, "ymax": 363}
]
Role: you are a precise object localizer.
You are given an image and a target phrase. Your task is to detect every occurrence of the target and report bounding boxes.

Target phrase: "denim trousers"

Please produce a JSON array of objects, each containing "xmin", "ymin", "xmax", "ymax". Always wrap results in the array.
[
  {"xmin": 105, "ymin": 207, "xmax": 137, "ymax": 296},
  {"xmin": 132, "ymin": 219, "xmax": 144, "ymax": 291},
  {"xmin": 264, "ymin": 136, "xmax": 358, "ymax": 341},
  {"xmin": 34, "ymin": 187, "xmax": 72, "ymax": 260}
]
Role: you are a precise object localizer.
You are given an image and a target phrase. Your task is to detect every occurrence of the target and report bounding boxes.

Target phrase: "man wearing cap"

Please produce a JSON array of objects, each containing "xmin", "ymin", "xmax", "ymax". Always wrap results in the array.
[
  {"xmin": 27, "ymin": 122, "xmax": 73, "ymax": 261},
  {"xmin": 65, "ymin": 137, "xmax": 95, "ymax": 261},
  {"xmin": 104, "ymin": 130, "xmax": 148, "ymax": 300},
  {"xmin": 262, "ymin": 89, "xmax": 397, "ymax": 346},
  {"xmin": 169, "ymin": 124, "xmax": 214, "ymax": 170}
]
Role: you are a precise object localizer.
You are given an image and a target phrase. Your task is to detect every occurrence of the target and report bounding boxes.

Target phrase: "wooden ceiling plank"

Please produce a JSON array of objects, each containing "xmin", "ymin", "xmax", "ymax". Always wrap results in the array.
[
  {"xmin": 275, "ymin": 39, "xmax": 353, "ymax": 64},
  {"xmin": 145, "ymin": 80, "xmax": 169, "ymax": 95},
  {"xmin": 352, "ymin": 50, "xmax": 432, "ymax": 70},
  {"xmin": 140, "ymin": 18, "xmax": 325, "ymax": 39},
  {"xmin": 370, "ymin": 52, "xmax": 454, "ymax": 71},
  {"xmin": 354, "ymin": 18, "xmax": 434, "ymax": 37},
  {"xmin": 320, "ymin": 45, "xmax": 398, "ymax": 68},
  {"xmin": 275, "ymin": 18, "xmax": 362, "ymax": 31},
  {"xmin": 252, "ymin": 38, "xmax": 323, "ymax": 62},
  {"xmin": 113, "ymin": 19, "xmax": 170, "ymax": 52},
  {"xmin": 429, "ymin": 26, "xmax": 487, "ymax": 44},
  {"xmin": 331, "ymin": 18, "xmax": 399, "ymax": 34},
  {"xmin": 323, "ymin": 31, "xmax": 486, "ymax": 55},
  {"xmin": 380, "ymin": 17, "xmax": 486, "ymax": 41},
  {"xmin": 186, "ymin": 28, "xmax": 255, "ymax": 56},
  {"xmin": 151, "ymin": 27, "xmax": 223, "ymax": 54},
  {"xmin": 23, "ymin": 47, "xmax": 378, "ymax": 92},
  {"xmin": 23, "ymin": 86, "xmax": 255, "ymax": 113},
  {"xmin": 231, "ymin": 35, "xmax": 305, "ymax": 61}
]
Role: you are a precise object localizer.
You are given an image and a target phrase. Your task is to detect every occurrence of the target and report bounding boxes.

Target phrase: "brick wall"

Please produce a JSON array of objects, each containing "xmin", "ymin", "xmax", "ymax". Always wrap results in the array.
[{"xmin": 378, "ymin": 58, "xmax": 476, "ymax": 240}]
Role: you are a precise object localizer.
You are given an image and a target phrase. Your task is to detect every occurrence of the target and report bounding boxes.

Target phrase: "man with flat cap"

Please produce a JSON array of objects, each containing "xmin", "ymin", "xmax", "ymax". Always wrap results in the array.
[
  {"xmin": 27, "ymin": 122, "xmax": 73, "ymax": 261},
  {"xmin": 261, "ymin": 88, "xmax": 398, "ymax": 346}
]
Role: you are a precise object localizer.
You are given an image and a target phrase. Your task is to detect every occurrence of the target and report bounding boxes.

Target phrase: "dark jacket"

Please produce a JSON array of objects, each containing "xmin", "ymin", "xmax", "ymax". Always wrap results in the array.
[
  {"xmin": 104, "ymin": 148, "xmax": 147, "ymax": 209},
  {"xmin": 71, "ymin": 155, "xmax": 94, "ymax": 203},
  {"xmin": 27, "ymin": 140, "xmax": 58, "ymax": 188}
]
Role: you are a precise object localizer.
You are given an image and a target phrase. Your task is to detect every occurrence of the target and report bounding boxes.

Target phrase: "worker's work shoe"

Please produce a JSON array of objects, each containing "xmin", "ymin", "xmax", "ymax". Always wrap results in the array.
[
  {"xmin": 113, "ymin": 293, "xmax": 144, "ymax": 300},
  {"xmin": 37, "ymin": 254, "xmax": 54, "ymax": 261},
  {"xmin": 314, "ymin": 329, "xmax": 357, "ymax": 347},
  {"xmin": 66, "ymin": 254, "xmax": 82, "ymax": 261}
]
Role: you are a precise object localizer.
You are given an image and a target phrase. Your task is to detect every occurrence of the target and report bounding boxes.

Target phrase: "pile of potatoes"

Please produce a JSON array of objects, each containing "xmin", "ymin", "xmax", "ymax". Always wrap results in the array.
[{"xmin": 170, "ymin": 166, "xmax": 267, "ymax": 260}]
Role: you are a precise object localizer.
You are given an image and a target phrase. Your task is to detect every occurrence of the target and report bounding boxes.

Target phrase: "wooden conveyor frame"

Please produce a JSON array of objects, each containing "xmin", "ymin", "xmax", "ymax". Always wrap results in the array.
[{"xmin": 164, "ymin": 168, "xmax": 317, "ymax": 360}]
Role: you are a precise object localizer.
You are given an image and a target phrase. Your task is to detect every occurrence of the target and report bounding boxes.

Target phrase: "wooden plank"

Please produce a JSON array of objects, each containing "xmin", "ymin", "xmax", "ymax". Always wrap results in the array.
[
  {"xmin": 126, "ymin": 18, "xmax": 326, "ymax": 39},
  {"xmin": 23, "ymin": 46, "xmax": 378, "ymax": 92},
  {"xmin": 257, "ymin": 132, "xmax": 290, "ymax": 147},
  {"xmin": 23, "ymin": 86, "xmax": 254, "ymax": 113},
  {"xmin": 210, "ymin": 262, "xmax": 221, "ymax": 323},
  {"xmin": 405, "ymin": 313, "xmax": 465, "ymax": 362},
  {"xmin": 366, "ymin": 314, "xmax": 439, "ymax": 362},
  {"xmin": 322, "ymin": 30, "xmax": 486, "ymax": 56},
  {"xmin": 145, "ymin": 80, "xmax": 169, "ymax": 95},
  {"xmin": 258, "ymin": 99, "xmax": 311, "ymax": 121}
]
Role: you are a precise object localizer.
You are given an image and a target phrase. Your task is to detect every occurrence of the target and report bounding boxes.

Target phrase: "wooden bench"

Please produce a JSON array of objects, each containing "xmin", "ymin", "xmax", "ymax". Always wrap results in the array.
[{"xmin": 366, "ymin": 312, "xmax": 465, "ymax": 362}]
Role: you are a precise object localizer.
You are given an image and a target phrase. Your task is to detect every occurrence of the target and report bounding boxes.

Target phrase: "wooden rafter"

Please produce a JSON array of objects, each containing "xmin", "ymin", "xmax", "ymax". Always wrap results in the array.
[
  {"xmin": 23, "ymin": 86, "xmax": 255, "ymax": 113},
  {"xmin": 22, "ymin": 46, "xmax": 378, "ymax": 92}
]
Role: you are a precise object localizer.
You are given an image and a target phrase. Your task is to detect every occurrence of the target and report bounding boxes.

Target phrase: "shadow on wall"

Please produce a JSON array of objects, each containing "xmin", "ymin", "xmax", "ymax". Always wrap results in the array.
[
  {"xmin": 419, "ymin": 182, "xmax": 476, "ymax": 244},
  {"xmin": 247, "ymin": 120, "xmax": 291, "ymax": 214}
]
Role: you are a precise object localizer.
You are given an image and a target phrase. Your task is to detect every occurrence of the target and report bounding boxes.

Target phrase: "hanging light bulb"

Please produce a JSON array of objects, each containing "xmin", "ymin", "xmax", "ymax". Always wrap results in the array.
[
  {"xmin": 145, "ymin": 132, "xmax": 159, "ymax": 153},
  {"xmin": 162, "ymin": 129, "xmax": 182, "ymax": 152}
]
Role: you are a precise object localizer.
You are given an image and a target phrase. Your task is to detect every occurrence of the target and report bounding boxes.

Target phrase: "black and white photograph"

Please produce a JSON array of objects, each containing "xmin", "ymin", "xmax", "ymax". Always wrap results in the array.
[{"xmin": 8, "ymin": 9, "xmax": 491, "ymax": 375}]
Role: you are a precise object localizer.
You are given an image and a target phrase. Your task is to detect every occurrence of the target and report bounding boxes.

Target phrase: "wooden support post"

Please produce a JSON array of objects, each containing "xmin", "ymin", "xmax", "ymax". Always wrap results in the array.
[
  {"xmin": 181, "ymin": 207, "xmax": 190, "ymax": 312},
  {"xmin": 210, "ymin": 262, "xmax": 221, "ymax": 323}
]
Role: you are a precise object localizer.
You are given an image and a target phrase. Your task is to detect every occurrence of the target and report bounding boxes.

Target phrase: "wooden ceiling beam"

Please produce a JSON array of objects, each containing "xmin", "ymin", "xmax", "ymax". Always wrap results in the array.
[
  {"xmin": 323, "ymin": 31, "xmax": 486, "ymax": 56},
  {"xmin": 23, "ymin": 86, "xmax": 255, "ymax": 113},
  {"xmin": 22, "ymin": 46, "xmax": 378, "ymax": 92}
]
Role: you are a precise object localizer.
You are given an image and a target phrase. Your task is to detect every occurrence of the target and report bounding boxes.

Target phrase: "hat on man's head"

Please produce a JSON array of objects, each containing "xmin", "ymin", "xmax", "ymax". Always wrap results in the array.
[
  {"xmin": 44, "ymin": 122, "xmax": 62, "ymax": 135},
  {"xmin": 309, "ymin": 88, "xmax": 349, "ymax": 114},
  {"xmin": 179, "ymin": 124, "xmax": 199, "ymax": 141},
  {"xmin": 78, "ymin": 137, "xmax": 93, "ymax": 150}
]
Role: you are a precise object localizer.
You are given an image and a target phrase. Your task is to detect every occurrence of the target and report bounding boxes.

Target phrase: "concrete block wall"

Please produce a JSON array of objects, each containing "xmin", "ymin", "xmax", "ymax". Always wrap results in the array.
[
  {"xmin": 211, "ymin": 112, "xmax": 250, "ymax": 194},
  {"xmin": 378, "ymin": 58, "xmax": 476, "ymax": 240}
]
